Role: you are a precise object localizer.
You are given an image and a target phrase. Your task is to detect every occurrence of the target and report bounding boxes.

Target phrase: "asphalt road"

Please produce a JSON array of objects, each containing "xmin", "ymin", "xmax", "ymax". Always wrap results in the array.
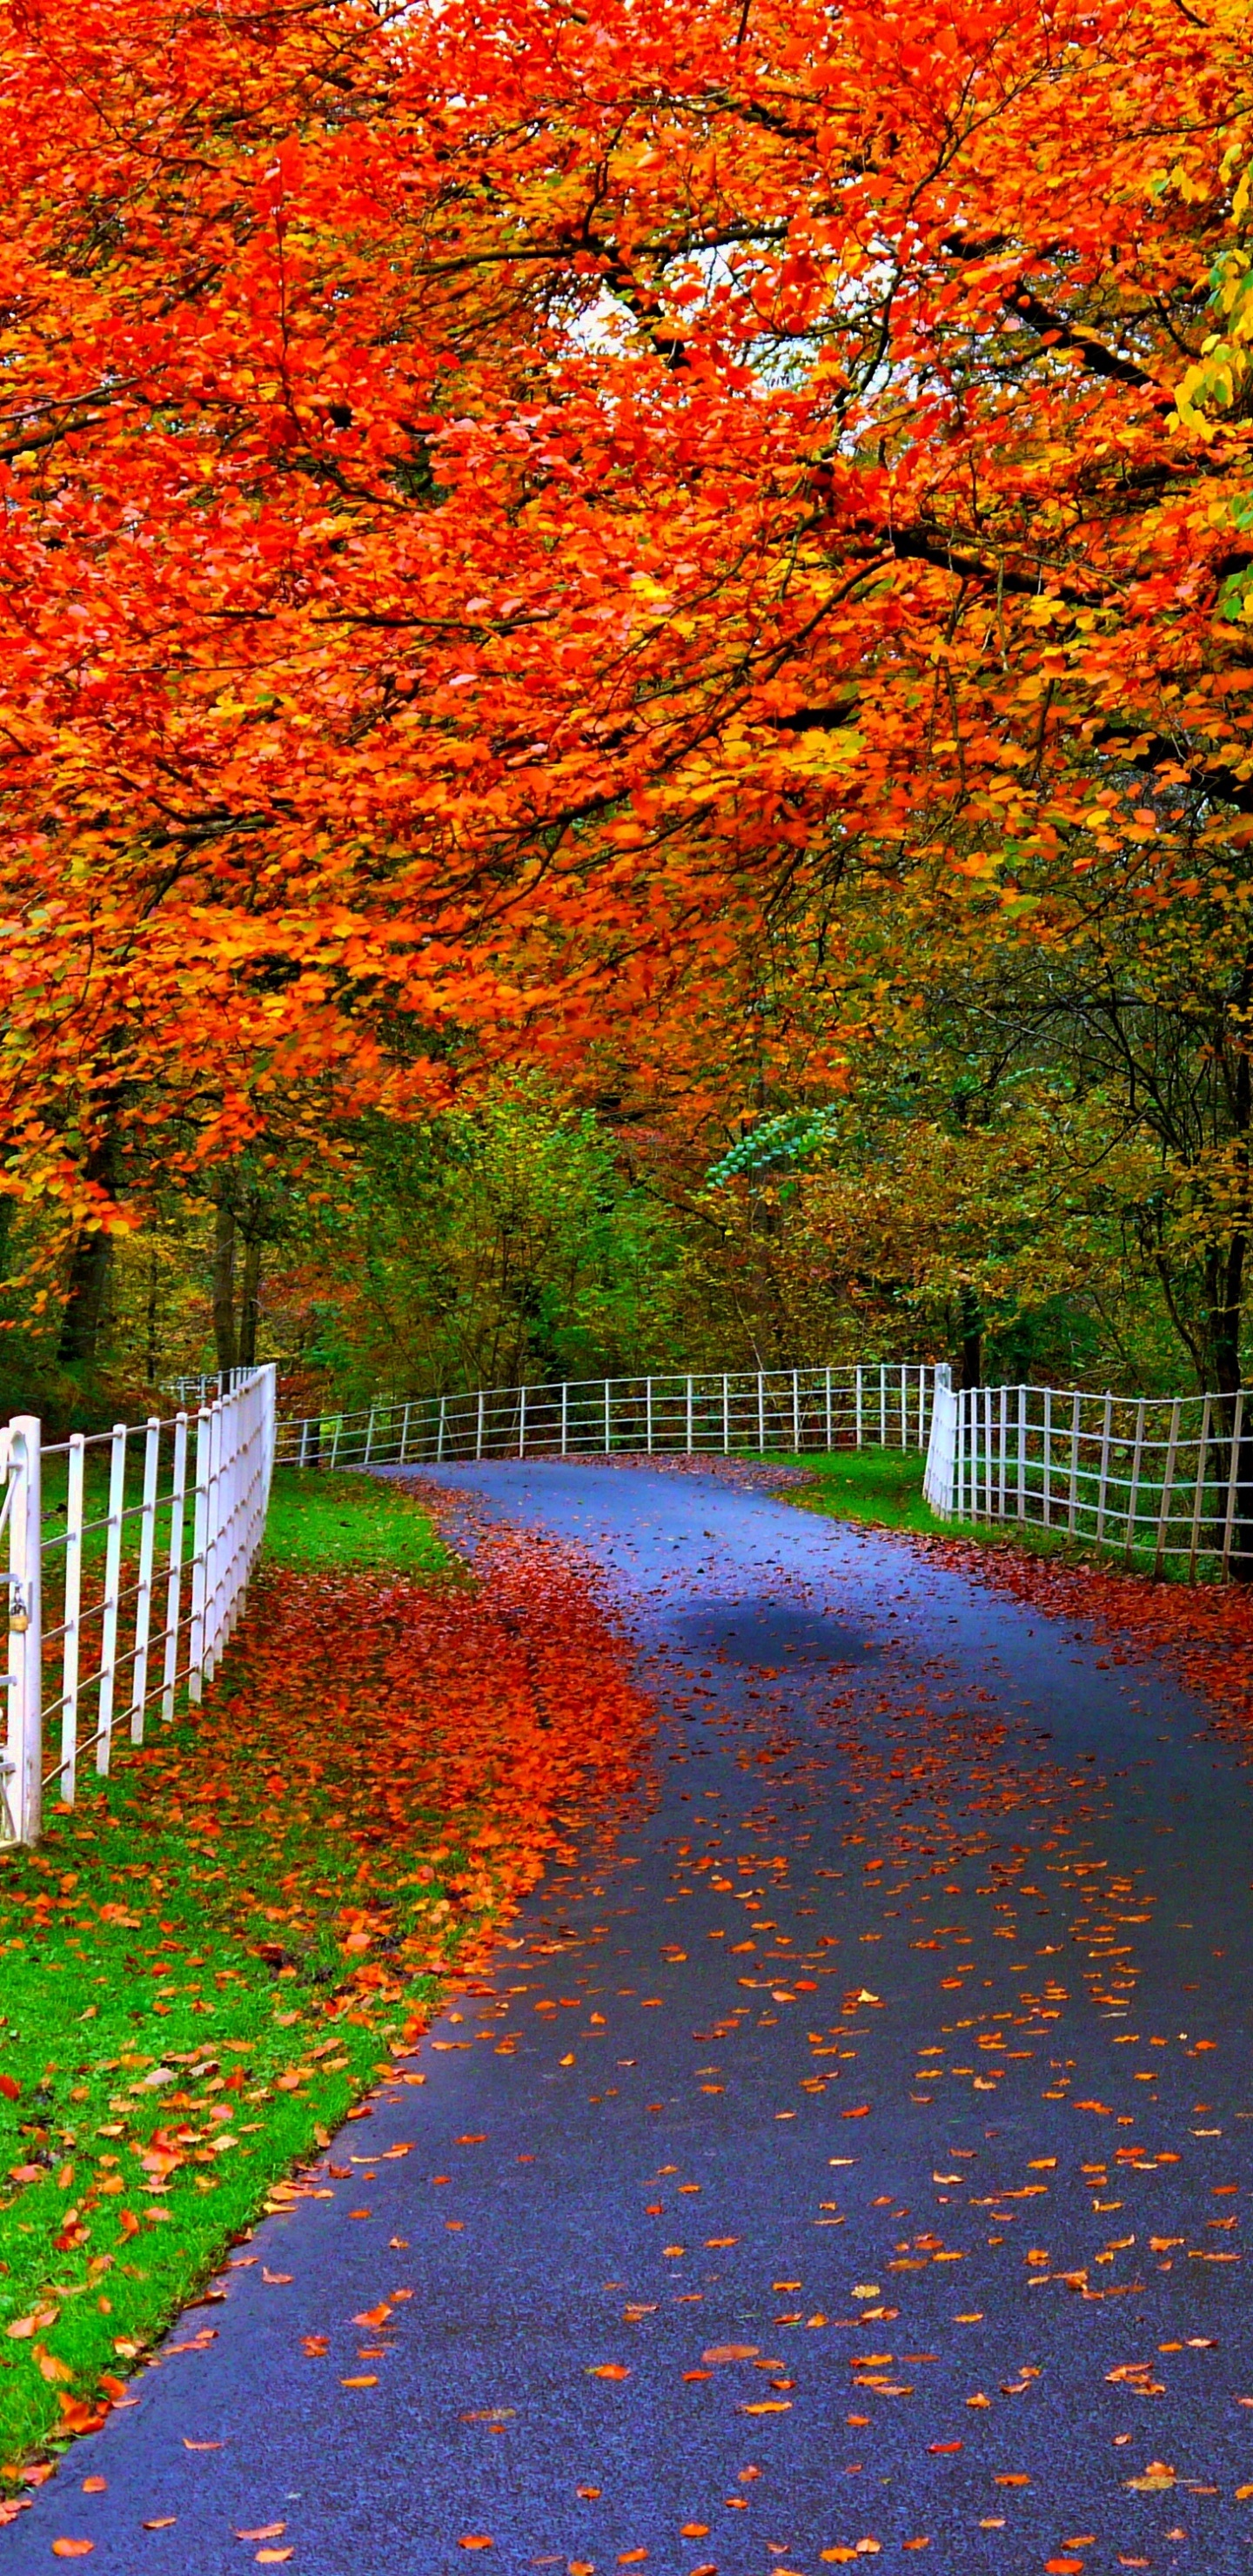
[{"xmin": 6, "ymin": 1461, "xmax": 1253, "ymax": 2576}]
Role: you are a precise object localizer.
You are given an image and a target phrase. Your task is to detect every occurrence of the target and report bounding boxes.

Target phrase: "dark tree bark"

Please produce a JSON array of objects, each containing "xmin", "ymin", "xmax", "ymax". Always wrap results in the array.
[
  {"xmin": 958, "ymin": 1285, "xmax": 982, "ymax": 1390},
  {"xmin": 57, "ymin": 1131, "xmax": 117, "ymax": 1368},
  {"xmin": 212, "ymin": 1196, "xmax": 238, "ymax": 1375},
  {"xmin": 238, "ymin": 1230, "xmax": 263, "ymax": 1368},
  {"xmin": 144, "ymin": 1247, "xmax": 160, "ymax": 1385}
]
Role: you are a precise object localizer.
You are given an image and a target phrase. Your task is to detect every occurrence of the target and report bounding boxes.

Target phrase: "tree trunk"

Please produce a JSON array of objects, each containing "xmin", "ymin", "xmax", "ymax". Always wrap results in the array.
[
  {"xmin": 144, "ymin": 1248, "xmax": 160, "ymax": 1385},
  {"xmin": 957, "ymin": 1285, "xmax": 982, "ymax": 1390},
  {"xmin": 1212, "ymin": 1031, "xmax": 1252, "ymax": 1576},
  {"xmin": 238, "ymin": 1232, "xmax": 263, "ymax": 1369},
  {"xmin": 212, "ymin": 1197, "xmax": 238, "ymax": 1375},
  {"xmin": 57, "ymin": 1131, "xmax": 118, "ymax": 1368}
]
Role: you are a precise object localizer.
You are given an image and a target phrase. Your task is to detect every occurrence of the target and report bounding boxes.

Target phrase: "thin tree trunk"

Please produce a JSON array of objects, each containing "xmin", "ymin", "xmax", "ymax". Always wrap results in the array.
[
  {"xmin": 57, "ymin": 1131, "xmax": 117, "ymax": 1367},
  {"xmin": 212, "ymin": 1197, "xmax": 238, "ymax": 1375},
  {"xmin": 238, "ymin": 1232, "xmax": 263, "ymax": 1369},
  {"xmin": 958, "ymin": 1284, "xmax": 982, "ymax": 1390},
  {"xmin": 144, "ymin": 1249, "xmax": 160, "ymax": 1385},
  {"xmin": 1208, "ymin": 1018, "xmax": 1253, "ymax": 1574}
]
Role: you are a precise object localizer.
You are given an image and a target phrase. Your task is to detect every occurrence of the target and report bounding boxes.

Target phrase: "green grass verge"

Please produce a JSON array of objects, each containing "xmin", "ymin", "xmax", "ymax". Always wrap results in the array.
[
  {"xmin": 761, "ymin": 1445, "xmax": 947, "ymax": 1533},
  {"xmin": 762, "ymin": 1443, "xmax": 1224, "ymax": 1585},
  {"xmin": 0, "ymin": 1472, "xmax": 454, "ymax": 2482},
  {"xmin": 261, "ymin": 1462, "xmax": 452, "ymax": 1574}
]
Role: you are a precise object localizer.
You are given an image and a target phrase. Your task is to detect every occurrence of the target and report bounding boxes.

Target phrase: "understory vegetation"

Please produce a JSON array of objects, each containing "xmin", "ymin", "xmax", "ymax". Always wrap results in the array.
[{"xmin": 5, "ymin": 1063, "xmax": 1238, "ymax": 1438}]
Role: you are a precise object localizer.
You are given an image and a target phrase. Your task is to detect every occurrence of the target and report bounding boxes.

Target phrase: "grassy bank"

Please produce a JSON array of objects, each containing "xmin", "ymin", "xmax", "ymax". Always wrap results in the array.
[
  {"xmin": 767, "ymin": 1443, "xmax": 1219, "ymax": 1586},
  {"xmin": 0, "ymin": 1472, "xmax": 461, "ymax": 2484},
  {"xmin": 765, "ymin": 1445, "xmax": 946, "ymax": 1533}
]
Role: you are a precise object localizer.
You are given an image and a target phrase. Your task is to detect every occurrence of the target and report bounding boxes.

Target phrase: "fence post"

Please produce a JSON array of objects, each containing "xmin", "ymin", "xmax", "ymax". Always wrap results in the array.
[
  {"xmin": 519, "ymin": 1385, "xmax": 527, "ymax": 1459},
  {"xmin": 57, "ymin": 1432, "xmax": 84, "ymax": 1803},
  {"xmin": 365, "ymin": 1404, "xmax": 377, "ymax": 1466},
  {"xmin": 824, "ymin": 1366, "xmax": 833, "ymax": 1451},
  {"xmin": 1154, "ymin": 1398, "xmax": 1182, "ymax": 1574},
  {"xmin": 1068, "ymin": 1390, "xmax": 1081, "ymax": 1533},
  {"xmin": 188, "ymin": 1407, "xmax": 211, "ymax": 1704},
  {"xmin": 1222, "ymin": 1391, "xmax": 1244, "ymax": 1576},
  {"xmin": 3, "ymin": 1419, "xmax": 43, "ymax": 1847},
  {"xmin": 161, "ymin": 1414, "xmax": 188, "ymax": 1723},
  {"xmin": 399, "ymin": 1402, "xmax": 411, "ymax": 1466},
  {"xmin": 722, "ymin": 1372, "xmax": 730, "ymax": 1456},
  {"xmin": 606, "ymin": 1380, "xmax": 613, "ymax": 1455},
  {"xmin": 792, "ymin": 1368, "xmax": 801, "ymax": 1452},
  {"xmin": 1188, "ymin": 1394, "xmax": 1212, "ymax": 1580},
  {"xmin": 1017, "ymin": 1385, "xmax": 1027, "ymax": 1519},
  {"xmin": 1042, "ymin": 1388, "xmax": 1053, "ymax": 1526},
  {"xmin": 130, "ymin": 1417, "xmax": 162, "ymax": 1743},
  {"xmin": 646, "ymin": 1378, "xmax": 653, "ymax": 1455},
  {"xmin": 437, "ymin": 1395, "xmax": 446, "ymax": 1464},
  {"xmin": 997, "ymin": 1385, "xmax": 1008, "ymax": 1518},
  {"xmin": 1096, "ymin": 1393, "xmax": 1113, "ymax": 1543},
  {"xmin": 559, "ymin": 1383, "xmax": 566, "ymax": 1460},
  {"xmin": 855, "ymin": 1365, "xmax": 863, "ymax": 1448},
  {"xmin": 202, "ymin": 1400, "xmax": 224, "ymax": 1685},
  {"xmin": 686, "ymin": 1374, "xmax": 694, "ymax": 1452},
  {"xmin": 757, "ymin": 1371, "xmax": 765, "ymax": 1452},
  {"xmin": 1124, "ymin": 1398, "xmax": 1147, "ymax": 1563},
  {"xmin": 96, "ymin": 1425, "xmax": 128, "ymax": 1775}
]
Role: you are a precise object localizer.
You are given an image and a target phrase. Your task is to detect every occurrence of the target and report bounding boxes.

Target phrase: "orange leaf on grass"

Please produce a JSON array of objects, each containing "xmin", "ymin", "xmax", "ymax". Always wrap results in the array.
[
  {"xmin": 586, "ymin": 2364, "xmax": 630, "ymax": 2380},
  {"xmin": 51, "ymin": 2545, "xmax": 93, "ymax": 2559}
]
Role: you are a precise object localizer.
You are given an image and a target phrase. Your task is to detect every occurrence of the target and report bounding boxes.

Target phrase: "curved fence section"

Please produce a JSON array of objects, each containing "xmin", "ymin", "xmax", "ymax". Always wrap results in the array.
[
  {"xmin": 1, "ymin": 1365, "xmax": 278, "ymax": 1848},
  {"xmin": 924, "ymin": 1369, "xmax": 1253, "ymax": 1580},
  {"xmin": 277, "ymin": 1362, "xmax": 939, "ymax": 1470}
]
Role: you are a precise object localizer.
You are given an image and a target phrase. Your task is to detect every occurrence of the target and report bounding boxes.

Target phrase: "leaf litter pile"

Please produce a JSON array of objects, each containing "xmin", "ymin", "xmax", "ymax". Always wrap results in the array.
[{"xmin": 0, "ymin": 1486, "xmax": 648, "ymax": 2495}]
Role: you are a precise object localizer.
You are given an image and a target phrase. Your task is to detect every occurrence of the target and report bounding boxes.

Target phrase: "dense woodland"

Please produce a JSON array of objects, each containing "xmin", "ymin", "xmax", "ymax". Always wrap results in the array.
[{"xmin": 2, "ymin": 0, "xmax": 1251, "ymax": 1423}]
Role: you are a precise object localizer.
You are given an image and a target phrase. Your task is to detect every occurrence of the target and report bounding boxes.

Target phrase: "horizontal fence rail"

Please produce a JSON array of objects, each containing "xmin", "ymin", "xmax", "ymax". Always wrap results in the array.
[
  {"xmin": 276, "ymin": 1363, "xmax": 939, "ymax": 1471},
  {"xmin": 2, "ymin": 1365, "xmax": 278, "ymax": 1848},
  {"xmin": 923, "ymin": 1367, "xmax": 1253, "ymax": 1579}
]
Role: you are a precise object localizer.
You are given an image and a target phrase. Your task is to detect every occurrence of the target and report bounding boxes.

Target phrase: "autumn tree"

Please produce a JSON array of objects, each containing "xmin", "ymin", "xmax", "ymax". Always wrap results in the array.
[{"xmin": 3, "ymin": 0, "xmax": 1253, "ymax": 1401}]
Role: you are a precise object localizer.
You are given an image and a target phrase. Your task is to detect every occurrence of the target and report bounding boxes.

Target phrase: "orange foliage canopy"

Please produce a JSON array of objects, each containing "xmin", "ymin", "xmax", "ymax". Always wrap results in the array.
[{"xmin": 1, "ymin": 0, "xmax": 1250, "ymax": 1217}]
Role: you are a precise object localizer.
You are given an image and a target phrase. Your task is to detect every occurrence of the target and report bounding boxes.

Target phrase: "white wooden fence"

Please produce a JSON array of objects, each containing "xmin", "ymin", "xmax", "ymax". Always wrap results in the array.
[
  {"xmin": 923, "ymin": 1365, "xmax": 1253, "ymax": 1578},
  {"xmin": 276, "ymin": 1362, "xmax": 939, "ymax": 1470},
  {"xmin": 1, "ymin": 1365, "xmax": 278, "ymax": 1848}
]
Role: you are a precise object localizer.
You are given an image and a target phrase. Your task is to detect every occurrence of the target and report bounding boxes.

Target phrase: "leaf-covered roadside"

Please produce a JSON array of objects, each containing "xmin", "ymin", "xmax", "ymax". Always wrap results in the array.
[
  {"xmin": 0, "ymin": 1486, "xmax": 649, "ymax": 2492},
  {"xmin": 918, "ymin": 1529, "xmax": 1253, "ymax": 1745}
]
